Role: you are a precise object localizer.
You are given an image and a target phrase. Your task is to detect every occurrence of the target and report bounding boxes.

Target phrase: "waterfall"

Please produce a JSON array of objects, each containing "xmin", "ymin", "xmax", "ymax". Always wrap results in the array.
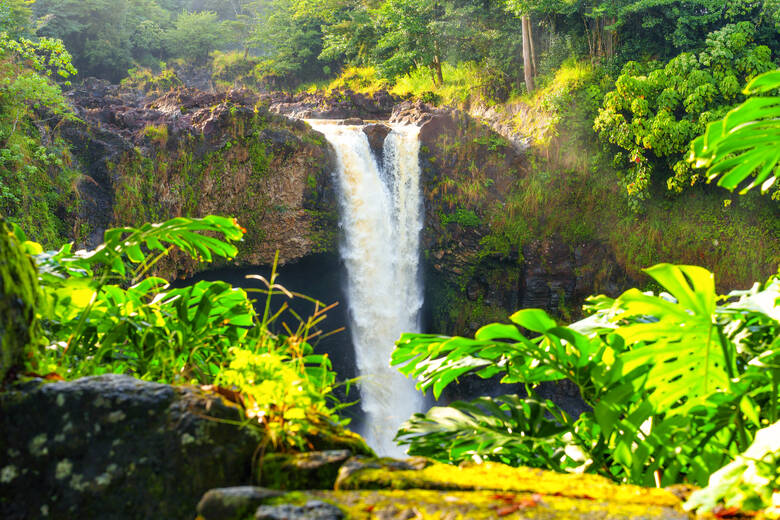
[{"xmin": 307, "ymin": 120, "xmax": 424, "ymax": 456}]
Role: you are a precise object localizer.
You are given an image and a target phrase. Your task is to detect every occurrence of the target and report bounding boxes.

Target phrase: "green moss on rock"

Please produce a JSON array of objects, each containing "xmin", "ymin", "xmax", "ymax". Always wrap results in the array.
[
  {"xmin": 0, "ymin": 220, "xmax": 42, "ymax": 383},
  {"xmin": 336, "ymin": 460, "xmax": 682, "ymax": 508}
]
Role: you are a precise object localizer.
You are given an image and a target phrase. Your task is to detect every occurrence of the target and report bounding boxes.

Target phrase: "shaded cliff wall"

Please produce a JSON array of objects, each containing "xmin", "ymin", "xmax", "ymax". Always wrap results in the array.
[
  {"xmin": 390, "ymin": 102, "xmax": 634, "ymax": 336},
  {"xmin": 62, "ymin": 81, "xmax": 338, "ymax": 278}
]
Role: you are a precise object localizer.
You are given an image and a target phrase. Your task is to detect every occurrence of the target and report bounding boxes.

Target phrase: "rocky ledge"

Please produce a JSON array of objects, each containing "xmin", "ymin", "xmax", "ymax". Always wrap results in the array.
[
  {"xmin": 0, "ymin": 374, "xmax": 371, "ymax": 520},
  {"xmin": 61, "ymin": 79, "xmax": 339, "ymax": 276},
  {"xmin": 196, "ymin": 456, "xmax": 689, "ymax": 520},
  {"xmin": 264, "ymin": 89, "xmax": 400, "ymax": 121}
]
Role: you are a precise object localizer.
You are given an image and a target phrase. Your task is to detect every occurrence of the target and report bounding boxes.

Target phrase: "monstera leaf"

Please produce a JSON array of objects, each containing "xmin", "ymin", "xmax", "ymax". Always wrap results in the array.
[
  {"xmin": 689, "ymin": 69, "xmax": 780, "ymax": 194},
  {"xmin": 395, "ymin": 395, "xmax": 571, "ymax": 468},
  {"xmin": 613, "ymin": 264, "xmax": 733, "ymax": 416}
]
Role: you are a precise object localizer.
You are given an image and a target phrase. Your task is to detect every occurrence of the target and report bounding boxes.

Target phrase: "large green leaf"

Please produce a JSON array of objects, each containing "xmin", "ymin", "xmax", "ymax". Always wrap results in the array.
[
  {"xmin": 614, "ymin": 264, "xmax": 731, "ymax": 416},
  {"xmin": 688, "ymin": 68, "xmax": 780, "ymax": 194},
  {"xmin": 395, "ymin": 395, "xmax": 570, "ymax": 469}
]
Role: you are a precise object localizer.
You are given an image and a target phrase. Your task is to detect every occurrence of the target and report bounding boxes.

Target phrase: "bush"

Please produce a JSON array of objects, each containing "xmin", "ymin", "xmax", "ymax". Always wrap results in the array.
[{"xmin": 594, "ymin": 22, "xmax": 775, "ymax": 210}]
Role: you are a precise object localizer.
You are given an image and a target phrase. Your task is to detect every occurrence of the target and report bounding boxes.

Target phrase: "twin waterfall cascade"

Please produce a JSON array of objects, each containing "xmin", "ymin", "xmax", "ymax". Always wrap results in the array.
[{"xmin": 308, "ymin": 120, "xmax": 424, "ymax": 456}]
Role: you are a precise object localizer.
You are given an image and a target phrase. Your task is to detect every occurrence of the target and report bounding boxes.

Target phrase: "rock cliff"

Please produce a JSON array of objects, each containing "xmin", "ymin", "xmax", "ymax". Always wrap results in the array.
[{"xmin": 62, "ymin": 79, "xmax": 339, "ymax": 278}]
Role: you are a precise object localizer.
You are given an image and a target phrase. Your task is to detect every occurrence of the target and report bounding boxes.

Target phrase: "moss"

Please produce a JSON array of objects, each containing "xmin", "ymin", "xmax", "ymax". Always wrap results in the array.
[
  {"xmin": 142, "ymin": 124, "xmax": 169, "ymax": 146},
  {"xmin": 262, "ymin": 488, "xmax": 687, "ymax": 520},
  {"xmin": 0, "ymin": 219, "xmax": 43, "ymax": 383},
  {"xmin": 336, "ymin": 461, "xmax": 682, "ymax": 508}
]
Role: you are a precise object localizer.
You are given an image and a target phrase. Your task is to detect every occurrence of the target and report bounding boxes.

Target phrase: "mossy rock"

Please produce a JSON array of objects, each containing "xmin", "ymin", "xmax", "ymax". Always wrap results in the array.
[
  {"xmin": 335, "ymin": 460, "xmax": 682, "ymax": 508},
  {"xmin": 0, "ymin": 219, "xmax": 41, "ymax": 384},
  {"xmin": 259, "ymin": 450, "xmax": 352, "ymax": 490},
  {"xmin": 304, "ymin": 422, "xmax": 374, "ymax": 457},
  {"xmin": 267, "ymin": 489, "xmax": 690, "ymax": 519}
]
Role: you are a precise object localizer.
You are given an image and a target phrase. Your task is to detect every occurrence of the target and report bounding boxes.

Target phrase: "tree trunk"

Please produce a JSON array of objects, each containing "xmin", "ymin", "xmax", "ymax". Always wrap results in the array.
[
  {"xmin": 433, "ymin": 40, "xmax": 444, "ymax": 86},
  {"xmin": 522, "ymin": 14, "xmax": 535, "ymax": 93},
  {"xmin": 529, "ymin": 18, "xmax": 537, "ymax": 77}
]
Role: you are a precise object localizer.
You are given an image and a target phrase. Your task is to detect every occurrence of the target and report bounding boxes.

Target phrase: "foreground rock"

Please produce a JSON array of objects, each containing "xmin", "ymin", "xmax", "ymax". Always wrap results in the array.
[
  {"xmin": 0, "ymin": 374, "xmax": 262, "ymax": 519},
  {"xmin": 198, "ymin": 457, "xmax": 689, "ymax": 520},
  {"xmin": 0, "ymin": 375, "xmax": 370, "ymax": 520}
]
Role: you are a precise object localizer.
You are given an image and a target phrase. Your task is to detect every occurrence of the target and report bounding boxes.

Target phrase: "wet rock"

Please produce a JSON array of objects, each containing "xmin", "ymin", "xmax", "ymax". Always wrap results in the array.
[
  {"xmin": 341, "ymin": 117, "xmax": 364, "ymax": 125},
  {"xmin": 197, "ymin": 486, "xmax": 285, "ymax": 520},
  {"xmin": 255, "ymin": 500, "xmax": 344, "ymax": 520},
  {"xmin": 0, "ymin": 374, "xmax": 262, "ymax": 520},
  {"xmin": 259, "ymin": 450, "xmax": 352, "ymax": 490},
  {"xmin": 362, "ymin": 124, "xmax": 391, "ymax": 162}
]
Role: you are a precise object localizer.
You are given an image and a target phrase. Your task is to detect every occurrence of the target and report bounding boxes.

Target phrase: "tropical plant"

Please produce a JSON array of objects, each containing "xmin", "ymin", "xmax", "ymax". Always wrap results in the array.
[
  {"xmin": 593, "ymin": 22, "xmax": 775, "ymax": 209},
  {"xmin": 12, "ymin": 214, "xmax": 349, "ymax": 450},
  {"xmin": 689, "ymin": 68, "xmax": 780, "ymax": 198},
  {"xmin": 392, "ymin": 263, "xmax": 780, "ymax": 487},
  {"xmin": 684, "ymin": 419, "xmax": 780, "ymax": 517}
]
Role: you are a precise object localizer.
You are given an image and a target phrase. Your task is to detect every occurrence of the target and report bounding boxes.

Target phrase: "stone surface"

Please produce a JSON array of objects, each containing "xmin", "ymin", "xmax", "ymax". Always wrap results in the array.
[
  {"xmin": 283, "ymin": 490, "xmax": 691, "ymax": 519},
  {"xmin": 265, "ymin": 89, "xmax": 399, "ymax": 120},
  {"xmin": 362, "ymin": 124, "xmax": 391, "ymax": 163},
  {"xmin": 197, "ymin": 486, "xmax": 285, "ymax": 520},
  {"xmin": 0, "ymin": 219, "xmax": 41, "ymax": 385},
  {"xmin": 255, "ymin": 500, "xmax": 344, "ymax": 520},
  {"xmin": 259, "ymin": 450, "xmax": 353, "ymax": 490},
  {"xmin": 0, "ymin": 374, "xmax": 262, "ymax": 520},
  {"xmin": 61, "ymin": 84, "xmax": 338, "ymax": 274}
]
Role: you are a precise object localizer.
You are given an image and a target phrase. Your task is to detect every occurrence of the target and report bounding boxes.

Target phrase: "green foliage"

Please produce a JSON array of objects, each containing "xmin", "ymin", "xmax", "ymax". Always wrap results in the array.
[
  {"xmin": 211, "ymin": 50, "xmax": 262, "ymax": 90},
  {"xmin": 251, "ymin": 0, "xmax": 332, "ymax": 88},
  {"xmin": 16, "ymin": 215, "xmax": 346, "ymax": 449},
  {"xmin": 393, "ymin": 263, "xmax": 780, "ymax": 488},
  {"xmin": 0, "ymin": 27, "xmax": 79, "ymax": 247},
  {"xmin": 689, "ymin": 68, "xmax": 780, "ymax": 198},
  {"xmin": 122, "ymin": 64, "xmax": 183, "ymax": 94},
  {"xmin": 594, "ymin": 22, "xmax": 775, "ymax": 209},
  {"xmin": 684, "ymin": 420, "xmax": 780, "ymax": 516},
  {"xmin": 164, "ymin": 10, "xmax": 226, "ymax": 65},
  {"xmin": 439, "ymin": 208, "xmax": 481, "ymax": 228}
]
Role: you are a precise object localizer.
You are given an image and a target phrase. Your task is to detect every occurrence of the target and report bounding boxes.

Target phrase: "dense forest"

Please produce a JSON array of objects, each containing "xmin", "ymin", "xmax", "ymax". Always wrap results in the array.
[{"xmin": 1, "ymin": 0, "xmax": 779, "ymax": 518}]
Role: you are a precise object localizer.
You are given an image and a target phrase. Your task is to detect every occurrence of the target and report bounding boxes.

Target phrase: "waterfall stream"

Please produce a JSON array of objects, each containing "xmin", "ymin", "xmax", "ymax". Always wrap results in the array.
[{"xmin": 307, "ymin": 120, "xmax": 424, "ymax": 456}]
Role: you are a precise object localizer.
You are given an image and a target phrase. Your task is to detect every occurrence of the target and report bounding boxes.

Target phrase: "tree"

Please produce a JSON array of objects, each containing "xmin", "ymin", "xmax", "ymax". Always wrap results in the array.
[
  {"xmin": 593, "ymin": 22, "xmax": 775, "ymax": 209},
  {"xmin": 374, "ymin": 0, "xmax": 444, "ymax": 85},
  {"xmin": 165, "ymin": 10, "xmax": 227, "ymax": 65}
]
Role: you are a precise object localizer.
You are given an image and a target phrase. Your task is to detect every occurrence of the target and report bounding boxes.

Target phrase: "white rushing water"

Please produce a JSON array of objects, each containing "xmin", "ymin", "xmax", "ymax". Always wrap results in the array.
[{"xmin": 307, "ymin": 120, "xmax": 424, "ymax": 456}]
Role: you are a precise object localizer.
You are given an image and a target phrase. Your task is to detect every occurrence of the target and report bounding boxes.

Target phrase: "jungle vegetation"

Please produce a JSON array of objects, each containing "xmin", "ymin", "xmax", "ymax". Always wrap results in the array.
[{"xmin": 0, "ymin": 0, "xmax": 779, "ymax": 516}]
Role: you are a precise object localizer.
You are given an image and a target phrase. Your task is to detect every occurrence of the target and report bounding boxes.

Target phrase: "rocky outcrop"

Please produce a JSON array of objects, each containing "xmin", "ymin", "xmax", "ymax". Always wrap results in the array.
[
  {"xmin": 196, "ymin": 457, "xmax": 689, "ymax": 520},
  {"xmin": 264, "ymin": 89, "xmax": 400, "ymax": 120},
  {"xmin": 389, "ymin": 100, "xmax": 635, "ymax": 337},
  {"xmin": 61, "ymin": 80, "xmax": 339, "ymax": 276},
  {"xmin": 361, "ymin": 124, "xmax": 391, "ymax": 162},
  {"xmin": 0, "ymin": 374, "xmax": 261, "ymax": 519},
  {"xmin": 0, "ymin": 375, "xmax": 372, "ymax": 520}
]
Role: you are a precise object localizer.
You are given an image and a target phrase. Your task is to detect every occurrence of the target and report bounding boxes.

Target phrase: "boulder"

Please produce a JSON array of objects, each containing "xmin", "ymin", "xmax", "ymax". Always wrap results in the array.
[
  {"xmin": 362, "ymin": 124, "xmax": 391, "ymax": 163},
  {"xmin": 0, "ymin": 374, "xmax": 262, "ymax": 520},
  {"xmin": 259, "ymin": 450, "xmax": 353, "ymax": 490},
  {"xmin": 197, "ymin": 487, "xmax": 285, "ymax": 520},
  {"xmin": 255, "ymin": 500, "xmax": 344, "ymax": 520}
]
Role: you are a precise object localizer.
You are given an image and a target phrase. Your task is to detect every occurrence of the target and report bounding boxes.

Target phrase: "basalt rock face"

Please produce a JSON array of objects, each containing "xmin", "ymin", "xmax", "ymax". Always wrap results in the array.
[
  {"xmin": 264, "ymin": 89, "xmax": 400, "ymax": 121},
  {"xmin": 0, "ymin": 374, "xmax": 262, "ymax": 520},
  {"xmin": 61, "ymin": 80, "xmax": 339, "ymax": 277},
  {"xmin": 388, "ymin": 101, "xmax": 634, "ymax": 337}
]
